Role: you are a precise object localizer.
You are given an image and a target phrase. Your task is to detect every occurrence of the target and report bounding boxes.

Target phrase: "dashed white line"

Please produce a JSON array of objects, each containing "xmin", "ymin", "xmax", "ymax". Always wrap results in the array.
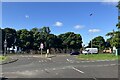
[
  {"xmin": 110, "ymin": 64, "xmax": 116, "ymax": 66},
  {"xmin": 56, "ymin": 73, "xmax": 58, "ymax": 75},
  {"xmin": 66, "ymin": 59, "xmax": 70, "ymax": 62},
  {"xmin": 35, "ymin": 70, "xmax": 38, "ymax": 72},
  {"xmin": 62, "ymin": 67, "xmax": 65, "ymax": 69},
  {"xmin": 72, "ymin": 67, "xmax": 84, "ymax": 74},
  {"xmin": 53, "ymin": 68, "xmax": 56, "ymax": 70},
  {"xmin": 103, "ymin": 64, "xmax": 109, "ymax": 66},
  {"xmin": 67, "ymin": 59, "xmax": 74, "ymax": 63}
]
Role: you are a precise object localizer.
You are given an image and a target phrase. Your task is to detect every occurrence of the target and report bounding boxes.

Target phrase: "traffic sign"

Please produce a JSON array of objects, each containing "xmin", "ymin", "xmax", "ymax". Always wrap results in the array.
[{"xmin": 40, "ymin": 43, "xmax": 44, "ymax": 49}]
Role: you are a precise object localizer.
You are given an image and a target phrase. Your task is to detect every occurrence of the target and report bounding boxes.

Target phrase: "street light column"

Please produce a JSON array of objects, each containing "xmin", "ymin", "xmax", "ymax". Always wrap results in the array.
[{"xmin": 90, "ymin": 13, "xmax": 93, "ymax": 49}]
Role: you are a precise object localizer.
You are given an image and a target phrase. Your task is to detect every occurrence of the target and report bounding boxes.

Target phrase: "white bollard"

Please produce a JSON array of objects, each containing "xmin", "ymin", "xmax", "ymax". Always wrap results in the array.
[
  {"xmin": 46, "ymin": 49, "xmax": 49, "ymax": 58},
  {"xmin": 115, "ymin": 49, "xmax": 118, "ymax": 56}
]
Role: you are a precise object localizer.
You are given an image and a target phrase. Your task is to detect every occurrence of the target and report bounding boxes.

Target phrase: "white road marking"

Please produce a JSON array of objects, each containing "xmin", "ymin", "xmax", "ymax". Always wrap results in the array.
[
  {"xmin": 62, "ymin": 67, "xmax": 65, "ymax": 69},
  {"xmin": 35, "ymin": 70, "xmax": 38, "ymax": 72},
  {"xmin": 56, "ymin": 73, "xmax": 58, "ymax": 75},
  {"xmin": 103, "ymin": 64, "xmax": 109, "ymax": 66},
  {"xmin": 72, "ymin": 67, "xmax": 84, "ymax": 74},
  {"xmin": 67, "ymin": 59, "xmax": 70, "ymax": 62},
  {"xmin": 81, "ymin": 61, "xmax": 85, "ymax": 63},
  {"xmin": 48, "ymin": 58, "xmax": 52, "ymax": 60},
  {"xmin": 53, "ymin": 68, "xmax": 56, "ymax": 70},
  {"xmin": 86, "ymin": 61, "xmax": 90, "ymax": 62},
  {"xmin": 45, "ymin": 60, "xmax": 47, "ymax": 62},
  {"xmin": 110, "ymin": 64, "xmax": 116, "ymax": 66},
  {"xmin": 67, "ymin": 59, "xmax": 74, "ymax": 63}
]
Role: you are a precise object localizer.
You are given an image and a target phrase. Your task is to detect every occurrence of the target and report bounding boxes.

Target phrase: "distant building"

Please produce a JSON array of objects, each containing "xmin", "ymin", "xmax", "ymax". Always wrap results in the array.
[{"xmin": 103, "ymin": 48, "xmax": 112, "ymax": 53}]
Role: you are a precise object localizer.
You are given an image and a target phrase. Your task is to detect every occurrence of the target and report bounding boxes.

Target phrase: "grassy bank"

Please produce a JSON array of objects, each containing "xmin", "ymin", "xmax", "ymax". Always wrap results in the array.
[
  {"xmin": 0, "ymin": 56, "xmax": 7, "ymax": 61},
  {"xmin": 77, "ymin": 54, "xmax": 119, "ymax": 60}
]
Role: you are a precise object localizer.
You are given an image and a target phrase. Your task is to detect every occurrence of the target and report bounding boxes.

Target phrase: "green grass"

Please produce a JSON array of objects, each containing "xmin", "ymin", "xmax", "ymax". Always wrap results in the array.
[
  {"xmin": 77, "ymin": 53, "xmax": 119, "ymax": 60},
  {"xmin": 0, "ymin": 56, "xmax": 7, "ymax": 61}
]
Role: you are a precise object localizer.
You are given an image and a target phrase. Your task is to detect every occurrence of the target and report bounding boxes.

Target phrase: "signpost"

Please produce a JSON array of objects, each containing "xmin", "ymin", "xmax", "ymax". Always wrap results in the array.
[
  {"xmin": 40, "ymin": 43, "xmax": 44, "ymax": 56},
  {"xmin": 4, "ymin": 39, "xmax": 7, "ymax": 56}
]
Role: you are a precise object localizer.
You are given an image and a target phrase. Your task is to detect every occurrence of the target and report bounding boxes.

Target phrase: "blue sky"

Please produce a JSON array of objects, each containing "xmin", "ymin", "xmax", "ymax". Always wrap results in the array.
[{"xmin": 2, "ymin": 2, "xmax": 118, "ymax": 46}]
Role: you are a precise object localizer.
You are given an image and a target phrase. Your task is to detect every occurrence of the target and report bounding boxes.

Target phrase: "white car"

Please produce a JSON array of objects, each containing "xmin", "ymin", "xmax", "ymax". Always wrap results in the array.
[{"xmin": 82, "ymin": 48, "xmax": 98, "ymax": 54}]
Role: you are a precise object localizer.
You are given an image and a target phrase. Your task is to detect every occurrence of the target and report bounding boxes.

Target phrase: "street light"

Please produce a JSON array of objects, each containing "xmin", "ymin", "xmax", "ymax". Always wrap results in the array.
[{"xmin": 90, "ymin": 13, "xmax": 93, "ymax": 48}]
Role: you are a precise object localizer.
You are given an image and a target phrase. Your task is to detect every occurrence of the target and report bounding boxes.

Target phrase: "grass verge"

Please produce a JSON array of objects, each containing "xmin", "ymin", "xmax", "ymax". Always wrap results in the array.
[
  {"xmin": 77, "ymin": 53, "xmax": 119, "ymax": 60},
  {"xmin": 0, "ymin": 56, "xmax": 7, "ymax": 61}
]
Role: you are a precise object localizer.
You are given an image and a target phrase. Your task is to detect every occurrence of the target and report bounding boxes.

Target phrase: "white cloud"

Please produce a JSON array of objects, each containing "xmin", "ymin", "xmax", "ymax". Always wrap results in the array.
[
  {"xmin": 25, "ymin": 15, "xmax": 29, "ymax": 18},
  {"xmin": 101, "ymin": 0, "xmax": 118, "ymax": 5},
  {"xmin": 88, "ymin": 29, "xmax": 101, "ymax": 33},
  {"xmin": 102, "ymin": 0, "xmax": 118, "ymax": 2},
  {"xmin": 74, "ymin": 25, "xmax": 84, "ymax": 29},
  {"xmin": 54, "ymin": 21, "xmax": 63, "ymax": 27}
]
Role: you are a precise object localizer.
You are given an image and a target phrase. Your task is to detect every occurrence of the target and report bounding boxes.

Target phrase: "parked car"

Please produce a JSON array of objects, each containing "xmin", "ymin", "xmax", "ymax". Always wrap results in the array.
[{"xmin": 70, "ymin": 51, "xmax": 80, "ymax": 55}]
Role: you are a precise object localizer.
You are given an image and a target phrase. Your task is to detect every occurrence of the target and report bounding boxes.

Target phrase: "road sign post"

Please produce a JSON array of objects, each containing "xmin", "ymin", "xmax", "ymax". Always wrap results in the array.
[
  {"xmin": 4, "ymin": 39, "xmax": 7, "ymax": 56},
  {"xmin": 40, "ymin": 43, "xmax": 44, "ymax": 56}
]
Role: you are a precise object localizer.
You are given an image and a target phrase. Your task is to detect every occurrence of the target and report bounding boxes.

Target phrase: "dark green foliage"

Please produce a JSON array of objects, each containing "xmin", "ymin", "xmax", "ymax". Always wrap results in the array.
[
  {"xmin": 2, "ymin": 28, "xmax": 17, "ymax": 48},
  {"xmin": 88, "ymin": 36, "xmax": 105, "ymax": 50},
  {"xmin": 58, "ymin": 32, "xmax": 82, "ymax": 50},
  {"xmin": 1, "ymin": 27, "xmax": 83, "ymax": 53}
]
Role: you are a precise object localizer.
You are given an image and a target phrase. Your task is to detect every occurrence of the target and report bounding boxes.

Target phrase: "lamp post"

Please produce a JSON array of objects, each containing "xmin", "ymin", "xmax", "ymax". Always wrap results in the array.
[
  {"xmin": 90, "ymin": 13, "xmax": 93, "ymax": 48},
  {"xmin": 4, "ymin": 39, "xmax": 7, "ymax": 56}
]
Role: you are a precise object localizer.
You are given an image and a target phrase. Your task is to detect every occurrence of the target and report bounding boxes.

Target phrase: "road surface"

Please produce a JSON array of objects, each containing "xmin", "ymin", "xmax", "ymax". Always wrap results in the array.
[{"xmin": 1, "ymin": 54, "xmax": 119, "ymax": 79}]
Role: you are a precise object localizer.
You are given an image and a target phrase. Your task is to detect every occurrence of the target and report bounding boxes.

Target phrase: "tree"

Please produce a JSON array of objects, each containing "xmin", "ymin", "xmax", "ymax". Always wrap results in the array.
[
  {"xmin": 39, "ymin": 27, "xmax": 51, "ymax": 49},
  {"xmin": 111, "ymin": 31, "xmax": 120, "ymax": 48},
  {"xmin": 88, "ymin": 36, "xmax": 105, "ymax": 51},
  {"xmin": 30, "ymin": 28, "xmax": 41, "ymax": 50},
  {"xmin": 105, "ymin": 38, "xmax": 112, "ymax": 49},
  {"xmin": 115, "ymin": 1, "xmax": 120, "ymax": 49},
  {"xmin": 16, "ymin": 29, "xmax": 33, "ymax": 51},
  {"xmin": 2, "ymin": 28, "xmax": 17, "ymax": 48},
  {"xmin": 58, "ymin": 32, "xmax": 82, "ymax": 53}
]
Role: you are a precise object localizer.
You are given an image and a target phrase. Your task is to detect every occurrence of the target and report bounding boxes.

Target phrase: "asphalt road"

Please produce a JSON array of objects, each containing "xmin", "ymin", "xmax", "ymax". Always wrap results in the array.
[{"xmin": 1, "ymin": 54, "xmax": 119, "ymax": 79}]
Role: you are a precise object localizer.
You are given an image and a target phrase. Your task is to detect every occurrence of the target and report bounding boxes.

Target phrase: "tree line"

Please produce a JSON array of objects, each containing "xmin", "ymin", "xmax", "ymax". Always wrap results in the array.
[
  {"xmin": 1, "ymin": 27, "xmax": 83, "ymax": 54},
  {"xmin": 0, "ymin": 26, "xmax": 120, "ymax": 54},
  {"xmin": 1, "ymin": 26, "xmax": 119, "ymax": 54}
]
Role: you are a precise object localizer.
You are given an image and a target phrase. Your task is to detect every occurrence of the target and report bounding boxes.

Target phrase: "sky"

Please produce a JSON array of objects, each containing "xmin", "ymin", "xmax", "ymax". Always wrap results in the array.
[{"xmin": 2, "ymin": 2, "xmax": 118, "ymax": 46}]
